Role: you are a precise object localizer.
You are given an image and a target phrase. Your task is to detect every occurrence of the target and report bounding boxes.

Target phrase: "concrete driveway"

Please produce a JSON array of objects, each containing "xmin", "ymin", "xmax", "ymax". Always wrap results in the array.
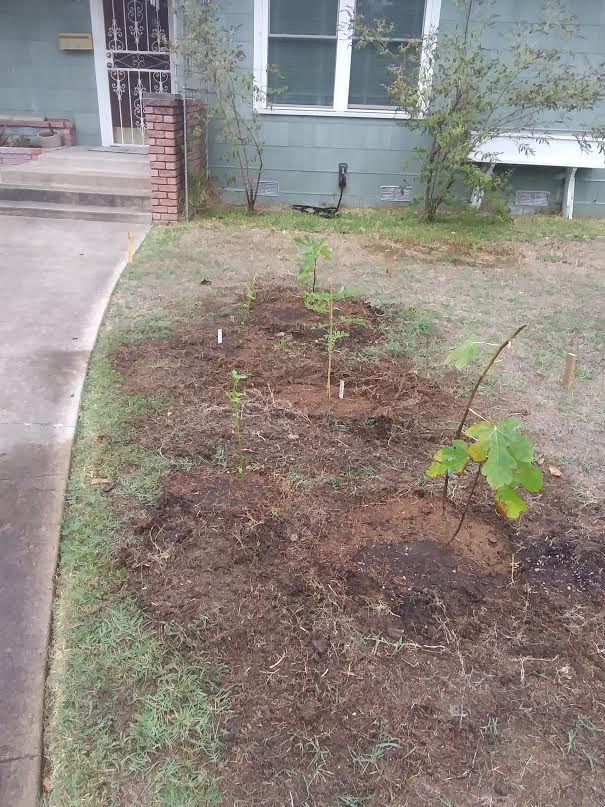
[{"xmin": 0, "ymin": 217, "xmax": 148, "ymax": 805}]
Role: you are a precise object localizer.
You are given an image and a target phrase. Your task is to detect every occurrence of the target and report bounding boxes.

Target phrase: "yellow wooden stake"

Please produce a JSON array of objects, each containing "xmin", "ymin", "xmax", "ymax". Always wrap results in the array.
[
  {"xmin": 385, "ymin": 250, "xmax": 393, "ymax": 277},
  {"xmin": 127, "ymin": 231, "xmax": 133, "ymax": 263},
  {"xmin": 562, "ymin": 353, "xmax": 577, "ymax": 391}
]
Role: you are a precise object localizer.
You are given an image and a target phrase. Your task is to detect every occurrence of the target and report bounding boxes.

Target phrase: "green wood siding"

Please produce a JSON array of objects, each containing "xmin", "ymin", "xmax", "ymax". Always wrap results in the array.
[
  {"xmin": 0, "ymin": 0, "xmax": 100, "ymax": 145},
  {"xmin": 210, "ymin": 0, "xmax": 605, "ymax": 214}
]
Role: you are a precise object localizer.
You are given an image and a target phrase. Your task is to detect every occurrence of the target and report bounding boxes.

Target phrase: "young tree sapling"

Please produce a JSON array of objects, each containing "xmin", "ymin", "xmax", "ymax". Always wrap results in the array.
[
  {"xmin": 295, "ymin": 235, "xmax": 333, "ymax": 297},
  {"xmin": 427, "ymin": 327, "xmax": 543, "ymax": 539},
  {"xmin": 325, "ymin": 289, "xmax": 348, "ymax": 399},
  {"xmin": 226, "ymin": 369, "xmax": 248, "ymax": 479}
]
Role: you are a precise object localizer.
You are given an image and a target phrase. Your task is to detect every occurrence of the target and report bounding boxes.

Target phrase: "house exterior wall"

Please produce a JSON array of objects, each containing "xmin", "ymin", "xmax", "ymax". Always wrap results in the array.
[
  {"xmin": 0, "ymin": 0, "xmax": 100, "ymax": 146},
  {"xmin": 209, "ymin": 0, "xmax": 605, "ymax": 215}
]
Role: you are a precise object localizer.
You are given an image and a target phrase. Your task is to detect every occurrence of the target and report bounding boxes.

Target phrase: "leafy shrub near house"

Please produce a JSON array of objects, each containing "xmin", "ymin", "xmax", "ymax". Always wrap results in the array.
[{"xmin": 356, "ymin": 1, "xmax": 605, "ymax": 220}]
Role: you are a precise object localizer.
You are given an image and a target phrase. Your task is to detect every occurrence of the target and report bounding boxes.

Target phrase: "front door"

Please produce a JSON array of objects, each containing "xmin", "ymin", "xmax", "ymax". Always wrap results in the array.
[{"xmin": 98, "ymin": 0, "xmax": 172, "ymax": 145}]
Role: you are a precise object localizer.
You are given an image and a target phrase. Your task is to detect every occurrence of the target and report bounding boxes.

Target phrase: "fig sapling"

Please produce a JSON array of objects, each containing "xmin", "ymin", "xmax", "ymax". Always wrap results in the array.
[{"xmin": 428, "ymin": 326, "xmax": 543, "ymax": 539}]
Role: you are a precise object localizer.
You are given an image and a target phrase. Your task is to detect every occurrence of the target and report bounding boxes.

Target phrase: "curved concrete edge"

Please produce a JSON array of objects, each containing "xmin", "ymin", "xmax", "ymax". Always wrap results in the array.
[{"xmin": 0, "ymin": 220, "xmax": 149, "ymax": 807}]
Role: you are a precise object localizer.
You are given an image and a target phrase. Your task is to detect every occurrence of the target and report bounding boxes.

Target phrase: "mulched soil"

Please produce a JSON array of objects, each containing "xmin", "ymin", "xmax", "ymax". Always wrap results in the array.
[{"xmin": 115, "ymin": 286, "xmax": 605, "ymax": 806}]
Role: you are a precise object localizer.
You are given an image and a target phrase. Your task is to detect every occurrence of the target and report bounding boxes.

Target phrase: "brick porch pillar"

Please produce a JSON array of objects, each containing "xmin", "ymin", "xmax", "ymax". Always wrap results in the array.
[{"xmin": 143, "ymin": 93, "xmax": 184, "ymax": 224}]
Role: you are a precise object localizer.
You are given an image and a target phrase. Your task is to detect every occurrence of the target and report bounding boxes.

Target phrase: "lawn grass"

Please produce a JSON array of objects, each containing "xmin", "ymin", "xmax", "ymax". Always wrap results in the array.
[
  {"xmin": 43, "ymin": 262, "xmax": 227, "ymax": 805},
  {"xmin": 201, "ymin": 205, "xmax": 605, "ymax": 247},
  {"xmin": 44, "ymin": 208, "xmax": 605, "ymax": 804}
]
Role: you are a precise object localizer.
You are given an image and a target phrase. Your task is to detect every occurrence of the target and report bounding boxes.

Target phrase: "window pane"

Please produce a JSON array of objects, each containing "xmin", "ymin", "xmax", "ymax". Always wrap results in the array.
[
  {"xmin": 349, "ymin": 43, "xmax": 419, "ymax": 107},
  {"xmin": 270, "ymin": 0, "xmax": 338, "ymax": 36},
  {"xmin": 355, "ymin": 0, "xmax": 426, "ymax": 39},
  {"xmin": 268, "ymin": 39, "xmax": 337, "ymax": 105}
]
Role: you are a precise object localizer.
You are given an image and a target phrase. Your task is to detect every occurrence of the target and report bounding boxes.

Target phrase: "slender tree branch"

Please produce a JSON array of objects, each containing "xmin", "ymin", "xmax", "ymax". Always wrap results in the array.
[{"xmin": 442, "ymin": 324, "xmax": 527, "ymax": 511}]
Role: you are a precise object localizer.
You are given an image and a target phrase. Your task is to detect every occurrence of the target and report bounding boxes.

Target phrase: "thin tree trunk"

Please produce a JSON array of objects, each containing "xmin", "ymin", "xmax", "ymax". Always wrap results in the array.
[
  {"xmin": 442, "ymin": 323, "xmax": 527, "ymax": 512},
  {"xmin": 448, "ymin": 462, "xmax": 483, "ymax": 543}
]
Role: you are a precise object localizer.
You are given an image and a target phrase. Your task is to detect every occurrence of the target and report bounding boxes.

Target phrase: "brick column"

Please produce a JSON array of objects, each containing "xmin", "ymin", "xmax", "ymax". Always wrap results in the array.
[{"xmin": 143, "ymin": 93, "xmax": 184, "ymax": 223}]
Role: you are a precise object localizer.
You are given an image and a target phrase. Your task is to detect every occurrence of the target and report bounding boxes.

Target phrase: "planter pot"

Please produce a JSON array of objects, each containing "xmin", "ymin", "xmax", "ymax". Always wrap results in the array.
[{"xmin": 35, "ymin": 131, "xmax": 62, "ymax": 148}]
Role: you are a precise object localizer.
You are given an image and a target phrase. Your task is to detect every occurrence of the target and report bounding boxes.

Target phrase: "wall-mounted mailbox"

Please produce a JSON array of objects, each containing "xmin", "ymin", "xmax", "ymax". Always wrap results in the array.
[{"xmin": 58, "ymin": 33, "xmax": 93, "ymax": 51}]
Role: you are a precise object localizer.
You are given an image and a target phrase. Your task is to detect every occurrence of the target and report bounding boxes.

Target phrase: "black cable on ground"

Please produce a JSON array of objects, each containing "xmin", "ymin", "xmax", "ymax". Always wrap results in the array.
[{"xmin": 292, "ymin": 172, "xmax": 346, "ymax": 219}]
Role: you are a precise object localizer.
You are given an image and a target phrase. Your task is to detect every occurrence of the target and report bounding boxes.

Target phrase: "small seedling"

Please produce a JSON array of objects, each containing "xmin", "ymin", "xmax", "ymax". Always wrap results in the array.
[
  {"xmin": 325, "ymin": 288, "xmax": 348, "ymax": 398},
  {"xmin": 226, "ymin": 370, "xmax": 248, "ymax": 478},
  {"xmin": 295, "ymin": 235, "xmax": 332, "ymax": 294},
  {"xmin": 241, "ymin": 273, "xmax": 257, "ymax": 327},
  {"xmin": 428, "ymin": 327, "xmax": 544, "ymax": 539}
]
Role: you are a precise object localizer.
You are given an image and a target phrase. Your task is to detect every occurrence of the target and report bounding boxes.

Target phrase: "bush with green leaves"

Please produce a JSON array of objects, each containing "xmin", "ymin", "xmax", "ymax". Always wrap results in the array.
[
  {"xmin": 175, "ymin": 0, "xmax": 267, "ymax": 213},
  {"xmin": 355, "ymin": 0, "xmax": 605, "ymax": 221},
  {"xmin": 427, "ymin": 327, "xmax": 543, "ymax": 538}
]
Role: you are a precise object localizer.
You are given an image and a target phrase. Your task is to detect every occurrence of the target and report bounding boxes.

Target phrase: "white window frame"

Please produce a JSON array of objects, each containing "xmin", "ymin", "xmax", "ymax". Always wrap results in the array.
[{"xmin": 253, "ymin": 0, "xmax": 442, "ymax": 119}]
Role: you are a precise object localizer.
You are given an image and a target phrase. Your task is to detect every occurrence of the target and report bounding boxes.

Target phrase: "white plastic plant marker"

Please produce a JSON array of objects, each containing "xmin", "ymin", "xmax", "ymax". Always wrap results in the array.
[
  {"xmin": 218, "ymin": 328, "xmax": 223, "ymax": 345},
  {"xmin": 339, "ymin": 380, "xmax": 345, "ymax": 399}
]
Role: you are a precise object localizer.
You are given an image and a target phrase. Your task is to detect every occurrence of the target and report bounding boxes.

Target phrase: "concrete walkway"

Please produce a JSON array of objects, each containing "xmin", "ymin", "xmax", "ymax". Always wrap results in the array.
[{"xmin": 0, "ymin": 217, "xmax": 148, "ymax": 805}]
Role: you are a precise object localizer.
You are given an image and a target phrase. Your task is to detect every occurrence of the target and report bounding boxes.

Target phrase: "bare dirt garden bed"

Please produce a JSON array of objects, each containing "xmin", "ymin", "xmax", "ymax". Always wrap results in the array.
[{"xmin": 112, "ymin": 275, "xmax": 605, "ymax": 806}]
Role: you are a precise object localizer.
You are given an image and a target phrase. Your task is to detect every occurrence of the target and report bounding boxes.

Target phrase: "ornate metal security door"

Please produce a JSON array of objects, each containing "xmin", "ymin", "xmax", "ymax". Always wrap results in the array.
[{"xmin": 103, "ymin": 0, "xmax": 172, "ymax": 145}]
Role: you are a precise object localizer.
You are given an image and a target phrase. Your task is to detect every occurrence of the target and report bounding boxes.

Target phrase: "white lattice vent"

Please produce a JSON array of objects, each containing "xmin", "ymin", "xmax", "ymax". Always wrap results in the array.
[
  {"xmin": 257, "ymin": 181, "xmax": 279, "ymax": 197},
  {"xmin": 515, "ymin": 190, "xmax": 550, "ymax": 207},
  {"xmin": 380, "ymin": 185, "xmax": 413, "ymax": 203}
]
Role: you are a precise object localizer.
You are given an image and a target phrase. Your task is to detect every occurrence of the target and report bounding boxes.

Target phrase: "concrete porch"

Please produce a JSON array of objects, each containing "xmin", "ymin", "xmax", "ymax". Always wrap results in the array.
[{"xmin": 0, "ymin": 147, "xmax": 151, "ymax": 223}]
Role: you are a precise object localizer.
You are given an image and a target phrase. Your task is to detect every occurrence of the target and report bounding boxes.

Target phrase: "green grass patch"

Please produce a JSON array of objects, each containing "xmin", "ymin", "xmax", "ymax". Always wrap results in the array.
[
  {"xmin": 200, "ymin": 205, "xmax": 604, "ymax": 247},
  {"xmin": 359, "ymin": 305, "xmax": 442, "ymax": 368},
  {"xmin": 44, "ymin": 330, "xmax": 226, "ymax": 805}
]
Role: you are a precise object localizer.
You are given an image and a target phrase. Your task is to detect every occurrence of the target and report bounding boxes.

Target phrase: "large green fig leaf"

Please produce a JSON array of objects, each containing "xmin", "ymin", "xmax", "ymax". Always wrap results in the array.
[{"xmin": 465, "ymin": 418, "xmax": 536, "ymax": 491}]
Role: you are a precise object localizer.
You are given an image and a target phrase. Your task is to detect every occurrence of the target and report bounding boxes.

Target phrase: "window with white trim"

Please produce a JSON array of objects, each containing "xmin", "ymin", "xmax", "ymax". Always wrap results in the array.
[{"xmin": 254, "ymin": 0, "xmax": 442, "ymax": 118}]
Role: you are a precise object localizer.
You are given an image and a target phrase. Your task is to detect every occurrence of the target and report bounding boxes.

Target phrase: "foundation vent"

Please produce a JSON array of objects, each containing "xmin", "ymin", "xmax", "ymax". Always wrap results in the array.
[
  {"xmin": 380, "ymin": 185, "xmax": 414, "ymax": 203},
  {"xmin": 515, "ymin": 190, "xmax": 550, "ymax": 207},
  {"xmin": 257, "ymin": 181, "xmax": 279, "ymax": 197}
]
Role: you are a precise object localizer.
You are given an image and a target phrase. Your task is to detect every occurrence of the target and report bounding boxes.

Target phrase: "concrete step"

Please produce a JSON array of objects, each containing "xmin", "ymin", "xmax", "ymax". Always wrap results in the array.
[
  {"xmin": 0, "ymin": 199, "xmax": 151, "ymax": 223},
  {"xmin": 0, "ymin": 167, "xmax": 151, "ymax": 192},
  {"xmin": 31, "ymin": 154, "xmax": 151, "ymax": 174},
  {"xmin": 0, "ymin": 184, "xmax": 151, "ymax": 211},
  {"xmin": 43, "ymin": 146, "xmax": 149, "ymax": 160}
]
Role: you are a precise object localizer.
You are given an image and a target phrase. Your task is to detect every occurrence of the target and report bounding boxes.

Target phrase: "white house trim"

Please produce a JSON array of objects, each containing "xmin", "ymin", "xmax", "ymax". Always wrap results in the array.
[
  {"xmin": 90, "ymin": 0, "xmax": 114, "ymax": 146},
  {"xmin": 471, "ymin": 130, "xmax": 605, "ymax": 169},
  {"xmin": 253, "ymin": 0, "xmax": 443, "ymax": 119},
  {"xmin": 470, "ymin": 131, "xmax": 605, "ymax": 220}
]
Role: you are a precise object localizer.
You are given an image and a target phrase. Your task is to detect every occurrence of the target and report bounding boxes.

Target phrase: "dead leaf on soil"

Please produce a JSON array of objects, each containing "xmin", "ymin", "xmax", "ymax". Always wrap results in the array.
[
  {"xmin": 42, "ymin": 777, "xmax": 52, "ymax": 792},
  {"xmin": 91, "ymin": 477, "xmax": 111, "ymax": 486},
  {"xmin": 548, "ymin": 465, "xmax": 563, "ymax": 477}
]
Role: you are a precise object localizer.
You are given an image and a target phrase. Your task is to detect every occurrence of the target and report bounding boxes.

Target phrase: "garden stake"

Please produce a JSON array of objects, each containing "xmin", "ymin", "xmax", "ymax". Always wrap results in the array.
[
  {"xmin": 385, "ymin": 251, "xmax": 393, "ymax": 277},
  {"xmin": 127, "ymin": 231, "xmax": 133, "ymax": 263},
  {"xmin": 562, "ymin": 353, "xmax": 577, "ymax": 391},
  {"xmin": 339, "ymin": 380, "xmax": 345, "ymax": 399},
  {"xmin": 218, "ymin": 328, "xmax": 223, "ymax": 345},
  {"xmin": 442, "ymin": 324, "xmax": 527, "ymax": 513}
]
